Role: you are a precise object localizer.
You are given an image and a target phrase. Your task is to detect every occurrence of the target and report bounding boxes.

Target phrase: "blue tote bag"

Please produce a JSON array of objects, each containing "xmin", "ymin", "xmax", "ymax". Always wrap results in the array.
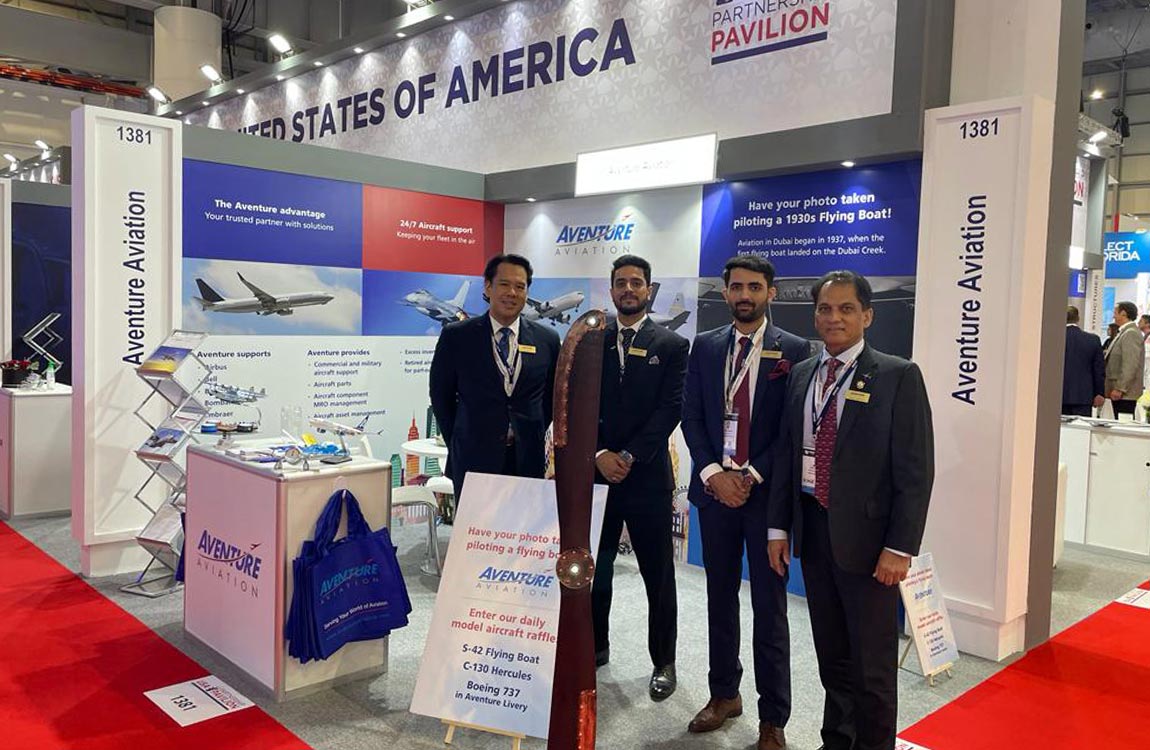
[{"xmin": 286, "ymin": 489, "xmax": 411, "ymax": 662}]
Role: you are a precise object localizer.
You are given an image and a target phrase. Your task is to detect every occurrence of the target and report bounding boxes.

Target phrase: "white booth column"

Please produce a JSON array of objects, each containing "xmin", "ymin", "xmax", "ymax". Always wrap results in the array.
[
  {"xmin": 913, "ymin": 0, "xmax": 1085, "ymax": 660},
  {"xmin": 153, "ymin": 7, "xmax": 222, "ymax": 103}
]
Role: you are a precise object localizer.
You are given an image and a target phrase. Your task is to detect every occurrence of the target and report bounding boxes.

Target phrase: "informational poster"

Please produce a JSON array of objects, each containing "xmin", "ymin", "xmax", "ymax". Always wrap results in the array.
[
  {"xmin": 899, "ymin": 553, "xmax": 959, "ymax": 676},
  {"xmin": 410, "ymin": 473, "xmax": 607, "ymax": 739},
  {"xmin": 144, "ymin": 675, "xmax": 254, "ymax": 727},
  {"xmin": 9, "ymin": 202, "xmax": 71, "ymax": 381}
]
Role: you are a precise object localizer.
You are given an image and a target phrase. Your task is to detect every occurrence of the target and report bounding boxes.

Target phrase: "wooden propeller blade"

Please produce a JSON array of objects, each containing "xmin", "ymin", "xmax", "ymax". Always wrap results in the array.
[{"xmin": 548, "ymin": 309, "xmax": 607, "ymax": 750}]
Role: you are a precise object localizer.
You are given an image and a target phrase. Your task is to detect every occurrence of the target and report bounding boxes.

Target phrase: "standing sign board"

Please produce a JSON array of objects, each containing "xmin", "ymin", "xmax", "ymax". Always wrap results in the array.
[
  {"xmin": 410, "ymin": 473, "xmax": 606, "ymax": 739},
  {"xmin": 899, "ymin": 552, "xmax": 959, "ymax": 678},
  {"xmin": 912, "ymin": 97, "xmax": 1055, "ymax": 659},
  {"xmin": 71, "ymin": 107, "xmax": 183, "ymax": 576}
]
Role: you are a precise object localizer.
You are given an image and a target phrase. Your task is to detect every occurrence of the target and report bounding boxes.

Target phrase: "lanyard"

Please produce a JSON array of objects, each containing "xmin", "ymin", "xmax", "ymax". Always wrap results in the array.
[
  {"xmin": 809, "ymin": 357, "xmax": 858, "ymax": 435},
  {"xmin": 724, "ymin": 329, "xmax": 761, "ymax": 409},
  {"xmin": 494, "ymin": 333, "xmax": 520, "ymax": 388}
]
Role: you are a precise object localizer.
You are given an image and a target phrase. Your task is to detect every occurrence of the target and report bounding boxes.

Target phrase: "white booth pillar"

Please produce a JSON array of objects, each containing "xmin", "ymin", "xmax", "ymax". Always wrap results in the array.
[
  {"xmin": 153, "ymin": 6, "xmax": 222, "ymax": 103},
  {"xmin": 0, "ymin": 178, "xmax": 10, "ymax": 361},
  {"xmin": 913, "ymin": 0, "xmax": 1085, "ymax": 660}
]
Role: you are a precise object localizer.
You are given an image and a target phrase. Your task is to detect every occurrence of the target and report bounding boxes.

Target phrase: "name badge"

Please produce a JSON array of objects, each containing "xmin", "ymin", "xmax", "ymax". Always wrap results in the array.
[
  {"xmin": 845, "ymin": 389, "xmax": 870, "ymax": 403},
  {"xmin": 518, "ymin": 344, "xmax": 537, "ymax": 354},
  {"xmin": 761, "ymin": 349, "xmax": 783, "ymax": 359},
  {"xmin": 628, "ymin": 347, "xmax": 648, "ymax": 357},
  {"xmin": 722, "ymin": 411, "xmax": 739, "ymax": 467},
  {"xmin": 801, "ymin": 447, "xmax": 816, "ymax": 493}
]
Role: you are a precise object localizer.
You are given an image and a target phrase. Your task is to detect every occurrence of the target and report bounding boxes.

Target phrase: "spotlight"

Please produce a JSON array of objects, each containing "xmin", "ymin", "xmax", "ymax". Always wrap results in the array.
[
  {"xmin": 354, "ymin": 47, "xmax": 365, "ymax": 54},
  {"xmin": 445, "ymin": 15, "xmax": 455, "ymax": 21},
  {"xmin": 397, "ymin": 32, "xmax": 407, "ymax": 38},
  {"xmin": 313, "ymin": 60, "xmax": 324, "ymax": 67},
  {"xmin": 841, "ymin": 160, "xmax": 856, "ymax": 168},
  {"xmin": 34, "ymin": 140, "xmax": 50, "ymax": 151},
  {"xmin": 202, "ymin": 101, "xmax": 210, "ymax": 106},
  {"xmin": 237, "ymin": 89, "xmax": 246, "ymax": 94},
  {"xmin": 200, "ymin": 64, "xmax": 223, "ymax": 84},
  {"xmin": 526, "ymin": 197, "xmax": 537, "ymax": 202},
  {"xmin": 1090, "ymin": 131, "xmax": 1107, "ymax": 143},
  {"xmin": 176, "ymin": 111, "xmax": 183, "ymax": 116},
  {"xmin": 269, "ymin": 34, "xmax": 292, "ymax": 54},
  {"xmin": 147, "ymin": 86, "xmax": 169, "ymax": 103},
  {"xmin": 276, "ymin": 75, "xmax": 285, "ymax": 81},
  {"xmin": 3, "ymin": 154, "xmax": 17, "ymax": 164},
  {"xmin": 1091, "ymin": 89, "xmax": 1104, "ymax": 100}
]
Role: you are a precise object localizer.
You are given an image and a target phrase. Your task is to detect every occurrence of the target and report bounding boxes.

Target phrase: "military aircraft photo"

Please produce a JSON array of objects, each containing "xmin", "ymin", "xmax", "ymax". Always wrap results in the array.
[
  {"xmin": 521, "ymin": 290, "xmax": 585, "ymax": 326},
  {"xmin": 205, "ymin": 383, "xmax": 267, "ymax": 405},
  {"xmin": 399, "ymin": 280, "xmax": 471, "ymax": 326},
  {"xmin": 647, "ymin": 281, "xmax": 691, "ymax": 331},
  {"xmin": 194, "ymin": 273, "xmax": 335, "ymax": 316}
]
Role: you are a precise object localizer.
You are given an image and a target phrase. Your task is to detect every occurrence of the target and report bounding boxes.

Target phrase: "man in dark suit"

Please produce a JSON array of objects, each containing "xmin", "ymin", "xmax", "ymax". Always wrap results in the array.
[
  {"xmin": 429, "ymin": 254, "xmax": 560, "ymax": 500},
  {"xmin": 592, "ymin": 255, "xmax": 689, "ymax": 701},
  {"xmin": 768, "ymin": 270, "xmax": 934, "ymax": 750},
  {"xmin": 682, "ymin": 255, "xmax": 810, "ymax": 750},
  {"xmin": 1063, "ymin": 306, "xmax": 1104, "ymax": 417}
]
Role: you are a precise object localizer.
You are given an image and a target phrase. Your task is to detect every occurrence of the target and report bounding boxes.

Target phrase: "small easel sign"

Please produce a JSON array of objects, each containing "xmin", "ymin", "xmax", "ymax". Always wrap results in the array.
[
  {"xmin": 898, "ymin": 552, "xmax": 959, "ymax": 686},
  {"xmin": 443, "ymin": 719, "xmax": 526, "ymax": 750}
]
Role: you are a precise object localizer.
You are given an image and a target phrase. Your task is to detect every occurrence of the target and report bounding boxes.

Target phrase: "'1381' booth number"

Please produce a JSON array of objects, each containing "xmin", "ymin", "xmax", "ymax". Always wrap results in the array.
[{"xmin": 116, "ymin": 125, "xmax": 153, "ymax": 145}]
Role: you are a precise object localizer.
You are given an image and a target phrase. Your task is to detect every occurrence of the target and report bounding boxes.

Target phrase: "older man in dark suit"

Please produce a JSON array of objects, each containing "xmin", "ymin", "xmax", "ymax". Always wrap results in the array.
[
  {"xmin": 682, "ymin": 255, "xmax": 810, "ymax": 750},
  {"xmin": 1062, "ymin": 306, "xmax": 1104, "ymax": 417},
  {"xmin": 429, "ymin": 254, "xmax": 560, "ymax": 500},
  {"xmin": 768, "ymin": 270, "xmax": 934, "ymax": 750}
]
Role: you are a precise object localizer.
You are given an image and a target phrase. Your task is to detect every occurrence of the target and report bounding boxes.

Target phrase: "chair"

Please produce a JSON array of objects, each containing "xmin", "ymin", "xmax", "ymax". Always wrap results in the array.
[
  {"xmin": 391, "ymin": 485, "xmax": 443, "ymax": 576},
  {"xmin": 426, "ymin": 475, "xmax": 456, "ymax": 525}
]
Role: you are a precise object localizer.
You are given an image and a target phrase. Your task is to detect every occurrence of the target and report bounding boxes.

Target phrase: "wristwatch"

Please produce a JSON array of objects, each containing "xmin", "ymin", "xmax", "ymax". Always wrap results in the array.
[{"xmin": 618, "ymin": 450, "xmax": 635, "ymax": 465}]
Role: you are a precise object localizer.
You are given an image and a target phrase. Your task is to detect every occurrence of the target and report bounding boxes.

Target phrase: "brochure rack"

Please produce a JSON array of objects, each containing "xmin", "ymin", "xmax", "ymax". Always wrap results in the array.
[{"xmin": 122, "ymin": 330, "xmax": 210, "ymax": 597}]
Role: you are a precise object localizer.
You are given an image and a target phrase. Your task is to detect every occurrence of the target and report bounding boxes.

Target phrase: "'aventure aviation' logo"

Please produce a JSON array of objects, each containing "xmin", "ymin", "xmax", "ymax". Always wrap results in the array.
[
  {"xmin": 554, "ymin": 212, "xmax": 635, "ymax": 256},
  {"xmin": 196, "ymin": 529, "xmax": 263, "ymax": 598}
]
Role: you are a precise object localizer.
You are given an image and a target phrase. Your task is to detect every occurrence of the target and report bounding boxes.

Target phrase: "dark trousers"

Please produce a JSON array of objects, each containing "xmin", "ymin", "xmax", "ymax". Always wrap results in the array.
[
  {"xmin": 591, "ymin": 485, "xmax": 677, "ymax": 669},
  {"xmin": 1061, "ymin": 403, "xmax": 1092, "ymax": 417},
  {"xmin": 801, "ymin": 498, "xmax": 899, "ymax": 750},
  {"xmin": 697, "ymin": 498, "xmax": 790, "ymax": 726},
  {"xmin": 1114, "ymin": 399, "xmax": 1138, "ymax": 416}
]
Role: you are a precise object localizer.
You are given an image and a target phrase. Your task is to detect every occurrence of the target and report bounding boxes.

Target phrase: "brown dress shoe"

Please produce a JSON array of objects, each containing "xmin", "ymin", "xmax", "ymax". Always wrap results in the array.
[
  {"xmin": 758, "ymin": 722, "xmax": 787, "ymax": 750},
  {"xmin": 687, "ymin": 695, "xmax": 743, "ymax": 733}
]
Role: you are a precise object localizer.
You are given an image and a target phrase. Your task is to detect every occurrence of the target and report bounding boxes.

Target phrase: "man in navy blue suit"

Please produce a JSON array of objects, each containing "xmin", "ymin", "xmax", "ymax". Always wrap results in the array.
[
  {"xmin": 429, "ymin": 254, "xmax": 560, "ymax": 500},
  {"xmin": 681, "ymin": 255, "xmax": 810, "ymax": 750},
  {"xmin": 1063, "ymin": 306, "xmax": 1104, "ymax": 417}
]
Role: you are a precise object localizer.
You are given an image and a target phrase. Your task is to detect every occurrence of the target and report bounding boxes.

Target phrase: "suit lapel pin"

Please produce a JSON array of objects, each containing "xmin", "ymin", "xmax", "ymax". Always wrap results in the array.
[{"xmin": 649, "ymin": 355, "xmax": 660, "ymax": 365}]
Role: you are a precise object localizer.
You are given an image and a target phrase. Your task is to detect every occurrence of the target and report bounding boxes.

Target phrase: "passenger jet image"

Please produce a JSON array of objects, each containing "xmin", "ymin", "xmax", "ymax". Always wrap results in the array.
[
  {"xmin": 522, "ymin": 290, "xmax": 585, "ymax": 326},
  {"xmin": 400, "ymin": 280, "xmax": 471, "ymax": 326},
  {"xmin": 194, "ymin": 273, "xmax": 335, "ymax": 316}
]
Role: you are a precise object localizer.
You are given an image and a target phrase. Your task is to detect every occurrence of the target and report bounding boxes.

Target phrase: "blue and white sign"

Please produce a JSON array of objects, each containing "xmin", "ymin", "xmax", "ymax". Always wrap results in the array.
[
  {"xmin": 1103, "ymin": 232, "xmax": 1150, "ymax": 279},
  {"xmin": 700, "ymin": 160, "xmax": 922, "ymax": 277},
  {"xmin": 183, "ymin": 160, "xmax": 363, "ymax": 268}
]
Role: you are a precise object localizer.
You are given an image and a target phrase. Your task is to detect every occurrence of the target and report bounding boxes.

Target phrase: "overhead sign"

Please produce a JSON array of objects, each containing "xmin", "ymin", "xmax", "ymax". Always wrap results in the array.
[
  {"xmin": 574, "ymin": 133, "xmax": 717, "ymax": 197},
  {"xmin": 190, "ymin": 0, "xmax": 898, "ymax": 173},
  {"xmin": 1103, "ymin": 231, "xmax": 1150, "ymax": 279},
  {"xmin": 410, "ymin": 473, "xmax": 607, "ymax": 739}
]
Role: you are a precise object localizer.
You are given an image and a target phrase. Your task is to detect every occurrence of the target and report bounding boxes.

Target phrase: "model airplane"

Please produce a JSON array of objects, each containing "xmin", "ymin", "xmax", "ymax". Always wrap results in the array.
[
  {"xmin": 205, "ymin": 382, "xmax": 267, "ymax": 404},
  {"xmin": 522, "ymin": 290, "xmax": 585, "ymax": 326},
  {"xmin": 400, "ymin": 280, "xmax": 470, "ymax": 326},
  {"xmin": 646, "ymin": 282, "xmax": 691, "ymax": 331},
  {"xmin": 194, "ymin": 273, "xmax": 334, "ymax": 316}
]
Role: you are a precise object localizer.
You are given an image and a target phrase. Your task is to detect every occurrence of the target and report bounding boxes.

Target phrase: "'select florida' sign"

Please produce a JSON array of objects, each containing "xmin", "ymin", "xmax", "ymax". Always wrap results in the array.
[{"xmin": 1103, "ymin": 231, "xmax": 1150, "ymax": 279}]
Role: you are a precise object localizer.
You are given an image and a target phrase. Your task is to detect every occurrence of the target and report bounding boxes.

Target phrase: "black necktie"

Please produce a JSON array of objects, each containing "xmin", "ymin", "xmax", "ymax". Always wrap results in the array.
[
  {"xmin": 496, "ymin": 327, "xmax": 512, "ymax": 383},
  {"xmin": 620, "ymin": 328, "xmax": 637, "ymax": 379}
]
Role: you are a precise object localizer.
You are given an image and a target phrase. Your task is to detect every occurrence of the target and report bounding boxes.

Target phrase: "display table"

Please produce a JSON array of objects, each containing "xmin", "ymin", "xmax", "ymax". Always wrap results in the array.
[
  {"xmin": 1059, "ymin": 418, "xmax": 1150, "ymax": 560},
  {"xmin": 0, "ymin": 385, "xmax": 72, "ymax": 520},
  {"xmin": 184, "ymin": 443, "xmax": 392, "ymax": 701},
  {"xmin": 401, "ymin": 437, "xmax": 448, "ymax": 460}
]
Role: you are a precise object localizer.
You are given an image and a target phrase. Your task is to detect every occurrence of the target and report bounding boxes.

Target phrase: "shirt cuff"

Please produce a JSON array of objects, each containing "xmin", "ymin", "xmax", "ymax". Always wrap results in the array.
[
  {"xmin": 883, "ymin": 547, "xmax": 911, "ymax": 558},
  {"xmin": 595, "ymin": 449, "xmax": 607, "ymax": 458},
  {"xmin": 768, "ymin": 528, "xmax": 788, "ymax": 541},
  {"xmin": 746, "ymin": 465, "xmax": 763, "ymax": 484},
  {"xmin": 699, "ymin": 463, "xmax": 724, "ymax": 484}
]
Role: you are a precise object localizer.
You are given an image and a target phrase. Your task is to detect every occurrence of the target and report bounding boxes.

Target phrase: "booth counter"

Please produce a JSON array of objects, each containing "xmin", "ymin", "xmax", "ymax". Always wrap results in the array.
[
  {"xmin": 0, "ymin": 384, "xmax": 71, "ymax": 519},
  {"xmin": 1059, "ymin": 418, "xmax": 1150, "ymax": 561},
  {"xmin": 184, "ymin": 443, "xmax": 392, "ymax": 701}
]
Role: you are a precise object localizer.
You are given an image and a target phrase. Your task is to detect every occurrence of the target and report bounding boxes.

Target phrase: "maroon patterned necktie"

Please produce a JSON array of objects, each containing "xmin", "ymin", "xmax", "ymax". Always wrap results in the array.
[
  {"xmin": 732, "ymin": 336, "xmax": 752, "ymax": 466},
  {"xmin": 814, "ymin": 358, "xmax": 841, "ymax": 508}
]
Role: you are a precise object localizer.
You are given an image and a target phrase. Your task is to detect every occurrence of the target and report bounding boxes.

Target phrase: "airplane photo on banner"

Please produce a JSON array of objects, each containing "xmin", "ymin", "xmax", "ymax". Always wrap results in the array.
[{"xmin": 195, "ymin": 273, "xmax": 335, "ymax": 316}]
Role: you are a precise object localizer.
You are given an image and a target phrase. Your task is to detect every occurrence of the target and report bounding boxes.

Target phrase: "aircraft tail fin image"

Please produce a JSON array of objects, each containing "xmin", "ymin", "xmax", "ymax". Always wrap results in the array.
[
  {"xmin": 451, "ymin": 280, "xmax": 471, "ymax": 308},
  {"xmin": 669, "ymin": 292, "xmax": 686, "ymax": 317},
  {"xmin": 647, "ymin": 281, "xmax": 662, "ymax": 311},
  {"xmin": 195, "ymin": 278, "xmax": 224, "ymax": 307}
]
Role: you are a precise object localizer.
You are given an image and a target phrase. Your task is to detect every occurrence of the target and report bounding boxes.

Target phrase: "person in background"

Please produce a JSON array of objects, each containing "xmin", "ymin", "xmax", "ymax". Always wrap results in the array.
[
  {"xmin": 1103, "ymin": 322, "xmax": 1120, "ymax": 355},
  {"xmin": 1062, "ymin": 306, "xmax": 1104, "ymax": 418},
  {"xmin": 429, "ymin": 254, "xmax": 560, "ymax": 499},
  {"xmin": 592, "ymin": 254, "xmax": 689, "ymax": 701},
  {"xmin": 1140, "ymin": 314, "xmax": 1150, "ymax": 341},
  {"xmin": 768, "ymin": 270, "xmax": 934, "ymax": 750},
  {"xmin": 1104, "ymin": 301, "xmax": 1145, "ymax": 417},
  {"xmin": 681, "ymin": 255, "xmax": 810, "ymax": 750}
]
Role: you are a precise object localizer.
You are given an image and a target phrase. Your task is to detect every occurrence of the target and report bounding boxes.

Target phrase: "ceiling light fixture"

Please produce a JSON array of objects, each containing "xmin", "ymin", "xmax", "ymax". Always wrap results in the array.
[
  {"xmin": 841, "ymin": 160, "xmax": 856, "ymax": 168},
  {"xmin": 276, "ymin": 74, "xmax": 285, "ymax": 81},
  {"xmin": 200, "ymin": 64, "xmax": 223, "ymax": 83},
  {"xmin": 526, "ymin": 197, "xmax": 537, "ymax": 202},
  {"xmin": 237, "ymin": 89, "xmax": 246, "ymax": 94},
  {"xmin": 354, "ymin": 47, "xmax": 365, "ymax": 54},
  {"xmin": 313, "ymin": 60, "xmax": 324, "ymax": 67},
  {"xmin": 202, "ymin": 100, "xmax": 210, "ymax": 106},
  {"xmin": 269, "ymin": 34, "xmax": 292, "ymax": 54},
  {"xmin": 1091, "ymin": 89, "xmax": 1104, "ymax": 100},
  {"xmin": 3, "ymin": 154, "xmax": 17, "ymax": 164},
  {"xmin": 1090, "ymin": 130, "xmax": 1108, "ymax": 143},
  {"xmin": 34, "ymin": 140, "xmax": 50, "ymax": 151},
  {"xmin": 445, "ymin": 15, "xmax": 455, "ymax": 21},
  {"xmin": 397, "ymin": 32, "xmax": 407, "ymax": 38},
  {"xmin": 146, "ymin": 86, "xmax": 169, "ymax": 103}
]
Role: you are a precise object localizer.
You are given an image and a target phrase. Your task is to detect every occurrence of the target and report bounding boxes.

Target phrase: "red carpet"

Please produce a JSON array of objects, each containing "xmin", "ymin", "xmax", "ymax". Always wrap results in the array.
[
  {"xmin": 0, "ymin": 522, "xmax": 308, "ymax": 750},
  {"xmin": 900, "ymin": 581, "xmax": 1150, "ymax": 749}
]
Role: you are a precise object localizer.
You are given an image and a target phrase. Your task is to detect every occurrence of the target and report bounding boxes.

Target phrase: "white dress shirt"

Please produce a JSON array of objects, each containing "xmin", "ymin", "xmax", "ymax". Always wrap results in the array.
[
  {"xmin": 490, "ymin": 315, "xmax": 522, "ymax": 397},
  {"xmin": 616, "ymin": 314, "xmax": 649, "ymax": 368},
  {"xmin": 767, "ymin": 338, "xmax": 908, "ymax": 557},
  {"xmin": 700, "ymin": 319, "xmax": 768, "ymax": 486}
]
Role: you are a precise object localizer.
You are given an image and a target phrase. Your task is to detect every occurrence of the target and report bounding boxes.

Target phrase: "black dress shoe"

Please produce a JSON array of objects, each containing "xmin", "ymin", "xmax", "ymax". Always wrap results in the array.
[
  {"xmin": 595, "ymin": 648, "xmax": 609, "ymax": 668},
  {"xmin": 649, "ymin": 664, "xmax": 676, "ymax": 701}
]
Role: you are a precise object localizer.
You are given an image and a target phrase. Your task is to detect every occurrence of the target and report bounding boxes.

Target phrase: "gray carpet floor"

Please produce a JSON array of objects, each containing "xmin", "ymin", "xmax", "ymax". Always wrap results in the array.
[{"xmin": 9, "ymin": 516, "xmax": 1148, "ymax": 750}]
